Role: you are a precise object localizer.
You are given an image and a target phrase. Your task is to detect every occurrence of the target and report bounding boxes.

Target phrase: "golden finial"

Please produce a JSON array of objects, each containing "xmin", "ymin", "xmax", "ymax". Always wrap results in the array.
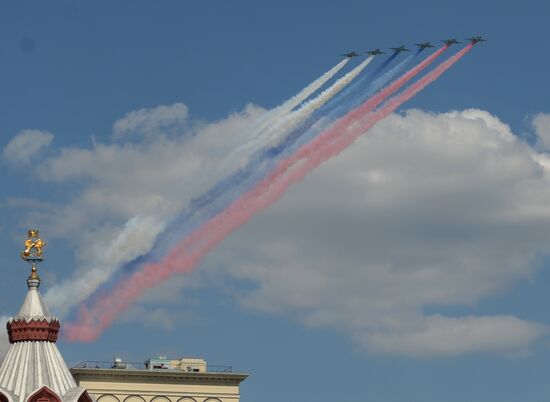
[
  {"xmin": 21, "ymin": 229, "xmax": 45, "ymax": 281},
  {"xmin": 27, "ymin": 229, "xmax": 39, "ymax": 238}
]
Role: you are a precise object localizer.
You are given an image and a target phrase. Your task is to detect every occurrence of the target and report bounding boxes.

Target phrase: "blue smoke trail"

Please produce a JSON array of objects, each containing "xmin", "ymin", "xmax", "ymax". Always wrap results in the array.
[
  {"xmin": 372, "ymin": 52, "xmax": 399, "ymax": 76},
  {"xmin": 320, "ymin": 52, "xmax": 402, "ymax": 114},
  {"xmin": 93, "ymin": 50, "xmax": 425, "ymax": 299},
  {"xmin": 150, "ymin": 55, "xmax": 417, "ymax": 256}
]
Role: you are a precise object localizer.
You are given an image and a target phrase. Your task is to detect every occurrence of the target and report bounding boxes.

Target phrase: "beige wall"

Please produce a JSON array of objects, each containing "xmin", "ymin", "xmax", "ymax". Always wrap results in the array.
[{"xmin": 73, "ymin": 373, "xmax": 244, "ymax": 402}]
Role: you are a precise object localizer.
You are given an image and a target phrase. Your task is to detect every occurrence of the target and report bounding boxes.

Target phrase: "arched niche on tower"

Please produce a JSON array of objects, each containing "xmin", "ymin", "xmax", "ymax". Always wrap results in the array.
[
  {"xmin": 203, "ymin": 399, "xmax": 222, "ymax": 402},
  {"xmin": 97, "ymin": 395, "xmax": 119, "ymax": 402},
  {"xmin": 25, "ymin": 386, "xmax": 61, "ymax": 402},
  {"xmin": 0, "ymin": 388, "xmax": 13, "ymax": 402},
  {"xmin": 123, "ymin": 396, "xmax": 145, "ymax": 402},
  {"xmin": 175, "ymin": 398, "xmax": 197, "ymax": 402},
  {"xmin": 76, "ymin": 390, "xmax": 94, "ymax": 402},
  {"xmin": 150, "ymin": 397, "xmax": 171, "ymax": 402}
]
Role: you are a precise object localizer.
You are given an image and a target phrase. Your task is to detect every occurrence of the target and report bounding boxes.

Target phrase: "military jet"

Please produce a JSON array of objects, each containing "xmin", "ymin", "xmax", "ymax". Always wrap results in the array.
[
  {"xmin": 415, "ymin": 42, "xmax": 435, "ymax": 49},
  {"xmin": 365, "ymin": 48, "xmax": 384, "ymax": 56},
  {"xmin": 390, "ymin": 46, "xmax": 409, "ymax": 54},
  {"xmin": 468, "ymin": 35, "xmax": 487, "ymax": 44},
  {"xmin": 441, "ymin": 38, "xmax": 461, "ymax": 46},
  {"xmin": 341, "ymin": 51, "xmax": 361, "ymax": 58}
]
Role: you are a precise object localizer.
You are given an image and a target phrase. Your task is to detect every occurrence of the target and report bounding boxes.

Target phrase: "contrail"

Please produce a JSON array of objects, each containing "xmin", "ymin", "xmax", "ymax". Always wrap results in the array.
[
  {"xmin": 269, "ymin": 58, "xmax": 350, "ymax": 115},
  {"xmin": 246, "ymin": 58, "xmax": 350, "ymax": 134},
  {"xmin": 63, "ymin": 46, "xmax": 448, "ymax": 328},
  {"xmin": 43, "ymin": 58, "xmax": 351, "ymax": 314},
  {"xmin": 237, "ymin": 46, "xmax": 448, "ymax": 189},
  {"xmin": 118, "ymin": 56, "xmax": 376, "ymax": 263},
  {"xmin": 63, "ymin": 45, "xmax": 472, "ymax": 342},
  {"xmin": 182, "ymin": 49, "xmax": 441, "ymax": 233},
  {"xmin": 269, "ymin": 45, "xmax": 474, "ymax": 187},
  {"xmin": 372, "ymin": 51, "xmax": 399, "ymax": 76},
  {"xmin": 234, "ymin": 56, "xmax": 375, "ymax": 155}
]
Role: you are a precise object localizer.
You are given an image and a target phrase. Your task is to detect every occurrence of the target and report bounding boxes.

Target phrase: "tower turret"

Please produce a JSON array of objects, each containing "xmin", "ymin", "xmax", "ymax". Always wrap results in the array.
[{"xmin": 0, "ymin": 230, "xmax": 93, "ymax": 402}]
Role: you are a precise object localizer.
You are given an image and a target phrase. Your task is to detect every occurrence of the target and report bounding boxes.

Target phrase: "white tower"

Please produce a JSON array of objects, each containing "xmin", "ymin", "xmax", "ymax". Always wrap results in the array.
[{"xmin": 0, "ymin": 230, "xmax": 92, "ymax": 402}]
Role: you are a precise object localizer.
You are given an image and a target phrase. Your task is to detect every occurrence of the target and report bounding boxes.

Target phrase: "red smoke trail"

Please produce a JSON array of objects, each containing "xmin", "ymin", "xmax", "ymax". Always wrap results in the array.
[{"xmin": 64, "ymin": 44, "xmax": 472, "ymax": 342}]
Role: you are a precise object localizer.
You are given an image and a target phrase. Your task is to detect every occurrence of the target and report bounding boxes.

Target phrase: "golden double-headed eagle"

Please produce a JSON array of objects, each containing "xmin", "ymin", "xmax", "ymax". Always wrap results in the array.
[{"xmin": 21, "ymin": 229, "xmax": 45, "ymax": 260}]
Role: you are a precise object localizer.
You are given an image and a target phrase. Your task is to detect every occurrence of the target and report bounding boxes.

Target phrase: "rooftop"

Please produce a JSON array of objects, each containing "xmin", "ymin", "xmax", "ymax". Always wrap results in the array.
[
  {"xmin": 70, "ymin": 359, "xmax": 248, "ymax": 386},
  {"xmin": 72, "ymin": 360, "xmax": 234, "ymax": 374}
]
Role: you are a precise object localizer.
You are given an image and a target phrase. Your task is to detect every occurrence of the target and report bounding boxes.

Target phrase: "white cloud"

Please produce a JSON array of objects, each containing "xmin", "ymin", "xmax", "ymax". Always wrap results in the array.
[
  {"xmin": 119, "ymin": 306, "xmax": 178, "ymax": 331},
  {"xmin": 533, "ymin": 113, "xmax": 550, "ymax": 150},
  {"xmin": 202, "ymin": 108, "xmax": 550, "ymax": 357},
  {"xmin": 358, "ymin": 315, "xmax": 547, "ymax": 357},
  {"xmin": 36, "ymin": 102, "xmax": 265, "ymax": 312},
  {"xmin": 116, "ymin": 277, "xmax": 201, "ymax": 331},
  {"xmin": 44, "ymin": 215, "xmax": 166, "ymax": 314},
  {"xmin": 0, "ymin": 316, "xmax": 10, "ymax": 363},
  {"xmin": 112, "ymin": 103, "xmax": 189, "ymax": 140},
  {"xmin": 37, "ymin": 102, "xmax": 264, "ymax": 236},
  {"xmin": 2, "ymin": 129, "xmax": 53, "ymax": 166},
  {"xmin": 12, "ymin": 105, "xmax": 550, "ymax": 358}
]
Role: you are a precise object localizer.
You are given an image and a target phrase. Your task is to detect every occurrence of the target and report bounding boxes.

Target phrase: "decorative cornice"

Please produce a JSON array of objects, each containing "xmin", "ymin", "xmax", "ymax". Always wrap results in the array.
[
  {"xmin": 7, "ymin": 318, "xmax": 60, "ymax": 343},
  {"xmin": 70, "ymin": 368, "xmax": 248, "ymax": 386}
]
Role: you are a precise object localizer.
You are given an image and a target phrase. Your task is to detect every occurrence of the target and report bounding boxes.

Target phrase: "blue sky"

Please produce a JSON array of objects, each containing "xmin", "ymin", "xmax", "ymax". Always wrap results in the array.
[{"xmin": 2, "ymin": 1, "xmax": 550, "ymax": 401}]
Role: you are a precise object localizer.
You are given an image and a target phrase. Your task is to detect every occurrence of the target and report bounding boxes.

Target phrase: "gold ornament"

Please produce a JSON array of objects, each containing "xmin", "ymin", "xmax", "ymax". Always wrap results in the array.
[{"xmin": 20, "ymin": 229, "xmax": 45, "ymax": 281}]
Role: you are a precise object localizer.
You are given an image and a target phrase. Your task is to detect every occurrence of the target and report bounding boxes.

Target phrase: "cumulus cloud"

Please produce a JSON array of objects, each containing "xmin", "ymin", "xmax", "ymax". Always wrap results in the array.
[
  {"xmin": 12, "ymin": 104, "xmax": 550, "ymax": 357},
  {"xmin": 37, "ymin": 102, "xmax": 264, "ymax": 235},
  {"xmin": 2, "ymin": 129, "xmax": 53, "ymax": 166},
  {"xmin": 119, "ymin": 306, "xmax": 179, "ymax": 331},
  {"xmin": 533, "ymin": 113, "xmax": 550, "ymax": 150},
  {"xmin": 105, "ymin": 277, "xmax": 201, "ymax": 331},
  {"xmin": 203, "ymin": 108, "xmax": 550, "ymax": 357},
  {"xmin": 44, "ymin": 215, "xmax": 166, "ymax": 314},
  {"xmin": 0, "ymin": 316, "xmax": 10, "ymax": 362},
  {"xmin": 112, "ymin": 103, "xmax": 189, "ymax": 140},
  {"xmin": 358, "ymin": 315, "xmax": 547, "ymax": 357},
  {"xmin": 35, "ymin": 102, "xmax": 265, "ymax": 312}
]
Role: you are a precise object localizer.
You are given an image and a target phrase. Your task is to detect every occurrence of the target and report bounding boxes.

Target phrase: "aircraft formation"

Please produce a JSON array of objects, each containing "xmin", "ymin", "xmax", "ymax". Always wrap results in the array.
[{"xmin": 342, "ymin": 35, "xmax": 486, "ymax": 58}]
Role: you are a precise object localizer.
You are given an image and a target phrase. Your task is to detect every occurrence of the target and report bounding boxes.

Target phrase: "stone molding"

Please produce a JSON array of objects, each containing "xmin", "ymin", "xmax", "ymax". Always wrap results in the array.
[
  {"xmin": 25, "ymin": 386, "xmax": 61, "ymax": 402},
  {"xmin": 7, "ymin": 319, "xmax": 60, "ymax": 343},
  {"xmin": 70, "ymin": 368, "xmax": 248, "ymax": 386}
]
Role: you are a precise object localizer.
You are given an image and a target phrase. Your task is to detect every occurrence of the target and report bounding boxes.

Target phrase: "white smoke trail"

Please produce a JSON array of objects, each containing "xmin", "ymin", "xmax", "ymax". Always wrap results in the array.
[
  {"xmin": 262, "ymin": 56, "xmax": 375, "ymax": 146},
  {"xmin": 223, "ymin": 56, "xmax": 375, "ymax": 169},
  {"xmin": 45, "ymin": 215, "xmax": 166, "ymax": 314},
  {"xmin": 277, "ymin": 58, "xmax": 350, "ymax": 114},
  {"xmin": 235, "ymin": 58, "xmax": 350, "ymax": 146}
]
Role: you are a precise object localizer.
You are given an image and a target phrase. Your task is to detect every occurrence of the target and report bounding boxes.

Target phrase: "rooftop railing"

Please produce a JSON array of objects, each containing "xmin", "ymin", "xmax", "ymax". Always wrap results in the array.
[{"xmin": 72, "ymin": 361, "xmax": 233, "ymax": 373}]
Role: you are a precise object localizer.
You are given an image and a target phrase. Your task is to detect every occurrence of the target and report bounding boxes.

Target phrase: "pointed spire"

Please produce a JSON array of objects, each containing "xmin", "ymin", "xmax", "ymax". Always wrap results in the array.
[
  {"xmin": 0, "ymin": 230, "xmax": 85, "ymax": 402},
  {"xmin": 14, "ymin": 229, "xmax": 52, "ymax": 322},
  {"xmin": 8, "ymin": 230, "xmax": 59, "ymax": 341}
]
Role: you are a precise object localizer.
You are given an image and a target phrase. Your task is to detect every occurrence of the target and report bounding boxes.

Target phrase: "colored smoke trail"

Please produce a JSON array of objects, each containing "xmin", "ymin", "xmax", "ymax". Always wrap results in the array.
[
  {"xmin": 372, "ymin": 51, "xmax": 399, "ymax": 76},
  {"xmin": 64, "ymin": 45, "xmax": 472, "ymax": 342},
  {"xmin": 314, "ymin": 52, "xmax": 417, "ymax": 135},
  {"xmin": 42, "ymin": 57, "xmax": 355, "ymax": 315},
  {"xmin": 260, "ymin": 46, "xmax": 447, "ymax": 168},
  {"xmin": 251, "ymin": 58, "xmax": 350, "ymax": 133},
  {"xmin": 243, "ymin": 56, "xmax": 375, "ymax": 151},
  {"xmin": 208, "ymin": 48, "xmax": 445, "ymax": 220},
  {"xmin": 267, "ymin": 44, "xmax": 474, "ymax": 187},
  {"xmin": 86, "ymin": 51, "xmax": 402, "ymax": 294},
  {"xmin": 120, "ymin": 56, "xmax": 376, "ymax": 263},
  {"xmin": 277, "ymin": 58, "xmax": 350, "ymax": 113}
]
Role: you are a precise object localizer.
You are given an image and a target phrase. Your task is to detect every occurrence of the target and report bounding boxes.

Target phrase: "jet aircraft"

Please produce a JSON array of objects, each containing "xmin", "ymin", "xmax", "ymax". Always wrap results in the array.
[
  {"xmin": 468, "ymin": 35, "xmax": 486, "ymax": 44},
  {"xmin": 390, "ymin": 46, "xmax": 409, "ymax": 54},
  {"xmin": 365, "ymin": 48, "xmax": 384, "ymax": 56},
  {"xmin": 341, "ymin": 51, "xmax": 360, "ymax": 58},
  {"xmin": 441, "ymin": 38, "xmax": 461, "ymax": 46},
  {"xmin": 415, "ymin": 42, "xmax": 435, "ymax": 49}
]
